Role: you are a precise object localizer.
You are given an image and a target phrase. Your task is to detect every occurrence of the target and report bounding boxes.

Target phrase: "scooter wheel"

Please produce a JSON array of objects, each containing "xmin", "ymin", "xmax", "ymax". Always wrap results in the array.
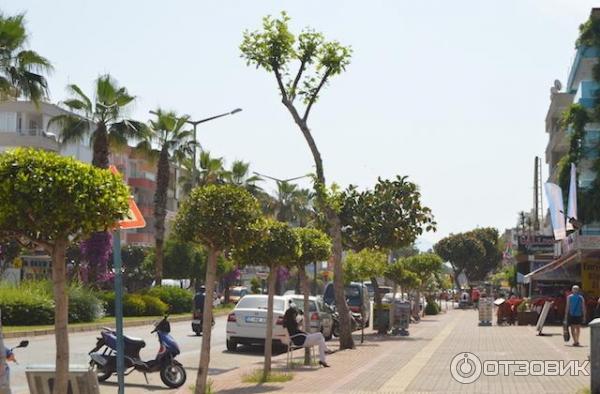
[{"xmin": 160, "ymin": 363, "xmax": 186, "ymax": 388}]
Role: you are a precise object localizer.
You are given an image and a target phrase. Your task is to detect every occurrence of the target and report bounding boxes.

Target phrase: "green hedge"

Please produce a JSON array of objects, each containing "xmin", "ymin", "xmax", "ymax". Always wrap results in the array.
[
  {"xmin": 141, "ymin": 295, "xmax": 168, "ymax": 316},
  {"xmin": 0, "ymin": 281, "xmax": 103, "ymax": 325},
  {"xmin": 146, "ymin": 286, "xmax": 193, "ymax": 314},
  {"xmin": 0, "ymin": 290, "xmax": 54, "ymax": 325},
  {"xmin": 424, "ymin": 301, "xmax": 440, "ymax": 315},
  {"xmin": 100, "ymin": 291, "xmax": 169, "ymax": 317}
]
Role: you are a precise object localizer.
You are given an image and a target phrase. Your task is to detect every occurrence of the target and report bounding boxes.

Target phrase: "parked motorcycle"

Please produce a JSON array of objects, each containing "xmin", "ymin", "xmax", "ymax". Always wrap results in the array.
[
  {"xmin": 329, "ymin": 303, "xmax": 362, "ymax": 337},
  {"xmin": 88, "ymin": 316, "xmax": 186, "ymax": 388}
]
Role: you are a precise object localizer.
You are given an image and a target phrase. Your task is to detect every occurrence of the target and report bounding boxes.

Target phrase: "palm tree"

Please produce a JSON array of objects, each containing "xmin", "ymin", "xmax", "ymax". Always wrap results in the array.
[
  {"xmin": 225, "ymin": 160, "xmax": 263, "ymax": 195},
  {"xmin": 274, "ymin": 181, "xmax": 314, "ymax": 226},
  {"xmin": 140, "ymin": 109, "xmax": 195, "ymax": 284},
  {"xmin": 49, "ymin": 75, "xmax": 145, "ymax": 285},
  {"xmin": 198, "ymin": 150, "xmax": 226, "ymax": 186},
  {"xmin": 0, "ymin": 12, "xmax": 52, "ymax": 104},
  {"xmin": 49, "ymin": 74, "xmax": 146, "ymax": 169}
]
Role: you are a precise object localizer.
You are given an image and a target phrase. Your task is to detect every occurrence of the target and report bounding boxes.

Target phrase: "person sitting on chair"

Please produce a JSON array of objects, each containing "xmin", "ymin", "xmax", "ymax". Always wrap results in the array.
[{"xmin": 282, "ymin": 302, "xmax": 332, "ymax": 368}]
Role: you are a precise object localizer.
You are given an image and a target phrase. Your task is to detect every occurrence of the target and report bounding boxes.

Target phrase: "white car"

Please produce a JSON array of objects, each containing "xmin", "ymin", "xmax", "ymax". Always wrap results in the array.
[{"xmin": 226, "ymin": 295, "xmax": 289, "ymax": 352}]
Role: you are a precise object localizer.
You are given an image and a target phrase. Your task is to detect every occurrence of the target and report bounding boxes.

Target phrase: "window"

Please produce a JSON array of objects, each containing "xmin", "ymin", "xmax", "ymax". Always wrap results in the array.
[{"xmin": 236, "ymin": 296, "xmax": 285, "ymax": 311}]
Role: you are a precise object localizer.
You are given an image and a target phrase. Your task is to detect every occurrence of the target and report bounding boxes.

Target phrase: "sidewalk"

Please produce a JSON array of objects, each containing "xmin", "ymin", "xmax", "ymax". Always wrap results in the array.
[{"xmin": 203, "ymin": 307, "xmax": 589, "ymax": 394}]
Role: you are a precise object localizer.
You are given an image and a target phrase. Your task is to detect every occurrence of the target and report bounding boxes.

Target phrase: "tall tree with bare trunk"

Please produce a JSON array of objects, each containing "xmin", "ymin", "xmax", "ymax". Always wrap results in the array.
[{"xmin": 241, "ymin": 11, "xmax": 355, "ymax": 349}]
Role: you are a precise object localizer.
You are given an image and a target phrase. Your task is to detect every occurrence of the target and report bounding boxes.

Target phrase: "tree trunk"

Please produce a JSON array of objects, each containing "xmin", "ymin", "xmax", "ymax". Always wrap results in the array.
[
  {"xmin": 284, "ymin": 102, "xmax": 353, "ymax": 350},
  {"xmin": 224, "ymin": 284, "xmax": 231, "ymax": 305},
  {"xmin": 154, "ymin": 147, "xmax": 170, "ymax": 286},
  {"xmin": 52, "ymin": 239, "xmax": 69, "ymax": 394},
  {"xmin": 295, "ymin": 270, "xmax": 301, "ymax": 294},
  {"xmin": 300, "ymin": 269, "xmax": 311, "ymax": 365},
  {"xmin": 91, "ymin": 122, "xmax": 109, "ymax": 169},
  {"xmin": 194, "ymin": 248, "xmax": 218, "ymax": 394},
  {"xmin": 0, "ymin": 309, "xmax": 10, "ymax": 392},
  {"xmin": 390, "ymin": 282, "xmax": 398, "ymax": 329},
  {"xmin": 371, "ymin": 276, "xmax": 386, "ymax": 334},
  {"xmin": 263, "ymin": 266, "xmax": 277, "ymax": 380},
  {"xmin": 329, "ymin": 210, "xmax": 354, "ymax": 349}
]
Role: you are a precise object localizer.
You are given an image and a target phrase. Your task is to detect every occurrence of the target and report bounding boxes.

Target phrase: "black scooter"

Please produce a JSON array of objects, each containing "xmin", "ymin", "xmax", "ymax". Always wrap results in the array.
[
  {"xmin": 329, "ymin": 303, "xmax": 362, "ymax": 337},
  {"xmin": 88, "ymin": 316, "xmax": 186, "ymax": 388}
]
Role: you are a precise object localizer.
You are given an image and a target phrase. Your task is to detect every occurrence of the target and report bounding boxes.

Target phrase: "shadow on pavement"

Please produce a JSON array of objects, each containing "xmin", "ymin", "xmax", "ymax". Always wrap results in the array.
[
  {"xmin": 101, "ymin": 381, "xmax": 169, "ymax": 391},
  {"xmin": 217, "ymin": 386, "xmax": 281, "ymax": 394}
]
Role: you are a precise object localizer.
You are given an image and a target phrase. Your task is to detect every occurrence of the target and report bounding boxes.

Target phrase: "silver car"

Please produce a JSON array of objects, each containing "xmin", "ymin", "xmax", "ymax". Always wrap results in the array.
[{"xmin": 286, "ymin": 295, "xmax": 334, "ymax": 341}]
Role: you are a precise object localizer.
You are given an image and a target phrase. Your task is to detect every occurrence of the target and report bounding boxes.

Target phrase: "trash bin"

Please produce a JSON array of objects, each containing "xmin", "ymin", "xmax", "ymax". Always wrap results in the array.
[{"xmin": 373, "ymin": 303, "xmax": 390, "ymax": 331}]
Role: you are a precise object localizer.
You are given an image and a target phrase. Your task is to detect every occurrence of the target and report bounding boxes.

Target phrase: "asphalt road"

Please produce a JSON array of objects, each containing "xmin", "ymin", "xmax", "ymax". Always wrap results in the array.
[{"xmin": 8, "ymin": 315, "xmax": 270, "ymax": 393}]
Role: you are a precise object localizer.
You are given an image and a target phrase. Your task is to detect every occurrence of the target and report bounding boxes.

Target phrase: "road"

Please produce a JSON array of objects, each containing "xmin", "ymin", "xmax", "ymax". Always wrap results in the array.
[{"xmin": 8, "ymin": 315, "xmax": 271, "ymax": 393}]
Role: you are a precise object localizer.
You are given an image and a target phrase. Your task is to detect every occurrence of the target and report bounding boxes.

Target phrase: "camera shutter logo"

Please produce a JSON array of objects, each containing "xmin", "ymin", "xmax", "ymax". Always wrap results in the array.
[{"xmin": 450, "ymin": 352, "xmax": 482, "ymax": 384}]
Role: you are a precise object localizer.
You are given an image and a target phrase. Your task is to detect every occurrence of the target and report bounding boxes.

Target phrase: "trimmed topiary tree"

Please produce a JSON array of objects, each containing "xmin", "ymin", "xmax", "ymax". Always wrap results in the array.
[
  {"xmin": 291, "ymin": 227, "xmax": 331, "ymax": 364},
  {"xmin": 0, "ymin": 148, "xmax": 129, "ymax": 393},
  {"xmin": 233, "ymin": 220, "xmax": 301, "ymax": 379},
  {"xmin": 174, "ymin": 184, "xmax": 261, "ymax": 394}
]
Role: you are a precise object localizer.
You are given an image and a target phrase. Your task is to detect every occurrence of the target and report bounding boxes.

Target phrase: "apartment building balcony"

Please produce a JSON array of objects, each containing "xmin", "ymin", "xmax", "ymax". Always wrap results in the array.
[
  {"xmin": 0, "ymin": 128, "xmax": 59, "ymax": 152},
  {"xmin": 128, "ymin": 177, "xmax": 156, "ymax": 191},
  {"xmin": 125, "ymin": 232, "xmax": 154, "ymax": 246},
  {"xmin": 567, "ymin": 46, "xmax": 600, "ymax": 93}
]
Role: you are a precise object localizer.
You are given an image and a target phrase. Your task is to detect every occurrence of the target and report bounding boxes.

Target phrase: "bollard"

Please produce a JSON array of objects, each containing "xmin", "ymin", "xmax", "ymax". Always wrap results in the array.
[{"xmin": 590, "ymin": 318, "xmax": 600, "ymax": 394}]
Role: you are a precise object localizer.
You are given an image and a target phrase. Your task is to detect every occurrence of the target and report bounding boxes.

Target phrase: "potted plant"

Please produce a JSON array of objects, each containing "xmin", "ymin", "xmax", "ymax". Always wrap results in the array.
[{"xmin": 517, "ymin": 298, "xmax": 538, "ymax": 325}]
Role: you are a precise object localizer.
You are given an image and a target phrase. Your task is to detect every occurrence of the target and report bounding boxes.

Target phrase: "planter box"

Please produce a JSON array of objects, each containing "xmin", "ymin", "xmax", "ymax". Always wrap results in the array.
[{"xmin": 517, "ymin": 311, "xmax": 538, "ymax": 326}]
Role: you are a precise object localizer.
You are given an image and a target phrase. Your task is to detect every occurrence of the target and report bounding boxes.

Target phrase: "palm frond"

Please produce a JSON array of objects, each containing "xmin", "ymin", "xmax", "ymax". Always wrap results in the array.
[
  {"xmin": 66, "ymin": 84, "xmax": 92, "ymax": 111},
  {"xmin": 48, "ymin": 114, "xmax": 90, "ymax": 144}
]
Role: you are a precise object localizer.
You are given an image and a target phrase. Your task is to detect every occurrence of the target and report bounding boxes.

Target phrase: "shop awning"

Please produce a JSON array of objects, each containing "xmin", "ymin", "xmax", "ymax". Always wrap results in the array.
[{"xmin": 523, "ymin": 251, "xmax": 578, "ymax": 283}]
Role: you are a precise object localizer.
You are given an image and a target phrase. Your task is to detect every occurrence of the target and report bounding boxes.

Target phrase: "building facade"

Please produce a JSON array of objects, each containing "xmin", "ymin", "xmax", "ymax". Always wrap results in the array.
[{"xmin": 0, "ymin": 100, "xmax": 92, "ymax": 162}]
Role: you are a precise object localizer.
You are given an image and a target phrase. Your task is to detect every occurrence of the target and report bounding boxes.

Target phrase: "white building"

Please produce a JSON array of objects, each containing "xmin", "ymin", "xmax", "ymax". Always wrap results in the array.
[{"xmin": 0, "ymin": 100, "xmax": 92, "ymax": 163}]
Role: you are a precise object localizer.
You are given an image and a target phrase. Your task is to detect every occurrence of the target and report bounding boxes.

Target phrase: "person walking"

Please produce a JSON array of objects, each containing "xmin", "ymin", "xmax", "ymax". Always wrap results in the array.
[
  {"xmin": 282, "ymin": 303, "xmax": 332, "ymax": 367},
  {"xmin": 564, "ymin": 285, "xmax": 586, "ymax": 346}
]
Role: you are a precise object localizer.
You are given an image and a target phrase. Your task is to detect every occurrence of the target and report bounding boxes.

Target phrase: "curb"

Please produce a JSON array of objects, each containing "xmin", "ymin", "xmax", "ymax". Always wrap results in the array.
[{"xmin": 3, "ymin": 309, "xmax": 232, "ymax": 339}]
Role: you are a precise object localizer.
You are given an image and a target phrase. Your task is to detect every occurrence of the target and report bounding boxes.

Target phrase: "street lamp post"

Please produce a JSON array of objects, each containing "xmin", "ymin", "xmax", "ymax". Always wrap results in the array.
[
  {"xmin": 149, "ymin": 108, "xmax": 242, "ymax": 169},
  {"xmin": 253, "ymin": 171, "xmax": 317, "ymax": 294}
]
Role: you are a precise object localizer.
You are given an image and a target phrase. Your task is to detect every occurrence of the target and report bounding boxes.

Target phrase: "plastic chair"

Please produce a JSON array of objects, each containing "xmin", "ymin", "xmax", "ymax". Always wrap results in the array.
[{"xmin": 286, "ymin": 333, "xmax": 316, "ymax": 369}]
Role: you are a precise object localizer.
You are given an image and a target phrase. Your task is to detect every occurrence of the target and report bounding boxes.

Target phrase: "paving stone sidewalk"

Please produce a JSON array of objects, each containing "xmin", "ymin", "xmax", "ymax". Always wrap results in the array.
[{"xmin": 200, "ymin": 306, "xmax": 590, "ymax": 394}]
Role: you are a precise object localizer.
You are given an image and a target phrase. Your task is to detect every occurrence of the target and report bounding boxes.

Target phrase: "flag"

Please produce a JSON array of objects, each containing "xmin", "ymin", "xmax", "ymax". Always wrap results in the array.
[
  {"xmin": 545, "ymin": 182, "xmax": 566, "ymax": 240},
  {"xmin": 566, "ymin": 163, "xmax": 578, "ymax": 231}
]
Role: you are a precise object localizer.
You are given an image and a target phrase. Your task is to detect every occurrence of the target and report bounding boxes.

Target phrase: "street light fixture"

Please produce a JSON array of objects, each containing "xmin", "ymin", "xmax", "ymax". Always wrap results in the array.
[
  {"xmin": 148, "ymin": 108, "xmax": 243, "ymax": 167},
  {"xmin": 252, "ymin": 171, "xmax": 313, "ymax": 184},
  {"xmin": 254, "ymin": 171, "xmax": 318, "ymax": 295}
]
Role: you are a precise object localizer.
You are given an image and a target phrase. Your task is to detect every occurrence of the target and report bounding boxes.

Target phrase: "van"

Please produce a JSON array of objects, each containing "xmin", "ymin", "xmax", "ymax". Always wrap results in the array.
[{"xmin": 323, "ymin": 282, "xmax": 370, "ymax": 327}]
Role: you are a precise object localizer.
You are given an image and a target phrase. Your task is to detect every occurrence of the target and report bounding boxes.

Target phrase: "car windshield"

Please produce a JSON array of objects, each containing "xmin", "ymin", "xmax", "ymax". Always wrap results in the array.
[
  {"xmin": 323, "ymin": 284, "xmax": 362, "ymax": 305},
  {"xmin": 236, "ymin": 297, "xmax": 285, "ymax": 311},
  {"xmin": 231, "ymin": 289, "xmax": 243, "ymax": 296},
  {"xmin": 345, "ymin": 286, "xmax": 362, "ymax": 306},
  {"xmin": 291, "ymin": 298, "xmax": 317, "ymax": 312}
]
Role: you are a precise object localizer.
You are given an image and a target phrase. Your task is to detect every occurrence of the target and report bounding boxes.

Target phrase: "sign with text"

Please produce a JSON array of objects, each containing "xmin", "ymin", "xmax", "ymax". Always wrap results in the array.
[{"xmin": 582, "ymin": 260, "xmax": 600, "ymax": 298}]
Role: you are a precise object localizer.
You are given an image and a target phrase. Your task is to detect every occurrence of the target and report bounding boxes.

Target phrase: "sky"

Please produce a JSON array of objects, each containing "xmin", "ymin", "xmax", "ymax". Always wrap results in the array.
[{"xmin": 5, "ymin": 0, "xmax": 597, "ymax": 247}]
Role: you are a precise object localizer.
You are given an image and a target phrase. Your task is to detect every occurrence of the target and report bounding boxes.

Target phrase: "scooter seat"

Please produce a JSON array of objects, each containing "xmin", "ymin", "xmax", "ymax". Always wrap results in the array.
[{"xmin": 123, "ymin": 335, "xmax": 146, "ymax": 347}]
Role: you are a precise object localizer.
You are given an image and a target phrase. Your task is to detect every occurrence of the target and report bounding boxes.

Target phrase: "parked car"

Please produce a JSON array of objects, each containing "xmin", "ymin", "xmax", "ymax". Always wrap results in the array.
[
  {"xmin": 323, "ymin": 282, "xmax": 370, "ymax": 328},
  {"xmin": 286, "ymin": 295, "xmax": 333, "ymax": 340},
  {"xmin": 228, "ymin": 286, "xmax": 249, "ymax": 304},
  {"xmin": 225, "ymin": 295, "xmax": 289, "ymax": 352}
]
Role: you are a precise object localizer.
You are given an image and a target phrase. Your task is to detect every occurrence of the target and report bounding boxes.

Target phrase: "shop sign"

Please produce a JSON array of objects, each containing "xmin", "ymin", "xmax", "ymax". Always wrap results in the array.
[{"xmin": 582, "ymin": 260, "xmax": 600, "ymax": 298}]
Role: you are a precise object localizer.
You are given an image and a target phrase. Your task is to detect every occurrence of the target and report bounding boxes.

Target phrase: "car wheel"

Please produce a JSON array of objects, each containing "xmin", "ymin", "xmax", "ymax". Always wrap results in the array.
[{"xmin": 226, "ymin": 339, "xmax": 237, "ymax": 352}]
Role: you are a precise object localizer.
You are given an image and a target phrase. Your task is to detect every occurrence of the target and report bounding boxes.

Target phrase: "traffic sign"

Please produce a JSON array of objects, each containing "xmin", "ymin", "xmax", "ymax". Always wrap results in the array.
[{"xmin": 108, "ymin": 165, "xmax": 146, "ymax": 230}]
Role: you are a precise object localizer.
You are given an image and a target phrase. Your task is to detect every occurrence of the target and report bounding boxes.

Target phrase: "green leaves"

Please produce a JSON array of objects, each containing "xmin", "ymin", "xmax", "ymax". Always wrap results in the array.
[
  {"xmin": 340, "ymin": 176, "xmax": 436, "ymax": 251},
  {"xmin": 0, "ymin": 12, "xmax": 52, "ymax": 104},
  {"xmin": 344, "ymin": 248, "xmax": 387, "ymax": 283},
  {"xmin": 292, "ymin": 227, "xmax": 331, "ymax": 267},
  {"xmin": 240, "ymin": 11, "xmax": 351, "ymax": 114},
  {"xmin": 174, "ymin": 184, "xmax": 262, "ymax": 251},
  {"xmin": 233, "ymin": 219, "xmax": 300, "ymax": 269},
  {"xmin": 0, "ymin": 148, "xmax": 130, "ymax": 246},
  {"xmin": 434, "ymin": 228, "xmax": 501, "ymax": 283}
]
